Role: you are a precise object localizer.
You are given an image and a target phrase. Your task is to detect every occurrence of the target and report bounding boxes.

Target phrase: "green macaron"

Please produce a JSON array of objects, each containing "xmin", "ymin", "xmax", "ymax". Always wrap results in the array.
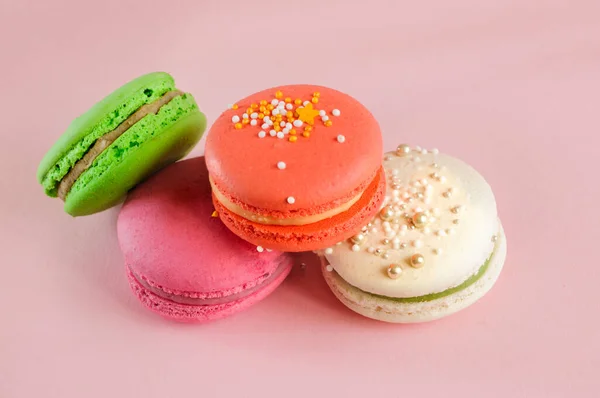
[{"xmin": 37, "ymin": 72, "xmax": 207, "ymax": 216}]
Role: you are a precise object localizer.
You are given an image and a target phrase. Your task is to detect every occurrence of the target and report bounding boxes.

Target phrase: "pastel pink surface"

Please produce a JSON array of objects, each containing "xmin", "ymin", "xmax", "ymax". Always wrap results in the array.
[
  {"xmin": 205, "ymin": 85, "xmax": 382, "ymax": 214},
  {"xmin": 117, "ymin": 157, "xmax": 292, "ymax": 321},
  {"xmin": 2, "ymin": 1, "xmax": 600, "ymax": 397}
]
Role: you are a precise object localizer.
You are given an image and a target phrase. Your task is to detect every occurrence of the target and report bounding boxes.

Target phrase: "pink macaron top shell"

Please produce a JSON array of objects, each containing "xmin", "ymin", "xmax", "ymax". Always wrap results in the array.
[
  {"xmin": 117, "ymin": 157, "xmax": 286, "ymax": 300},
  {"xmin": 205, "ymin": 85, "xmax": 382, "ymax": 216}
]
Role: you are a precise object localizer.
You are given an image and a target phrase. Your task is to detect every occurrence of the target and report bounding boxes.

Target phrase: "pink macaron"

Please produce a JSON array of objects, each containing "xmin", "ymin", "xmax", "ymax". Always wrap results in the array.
[{"xmin": 117, "ymin": 156, "xmax": 293, "ymax": 322}]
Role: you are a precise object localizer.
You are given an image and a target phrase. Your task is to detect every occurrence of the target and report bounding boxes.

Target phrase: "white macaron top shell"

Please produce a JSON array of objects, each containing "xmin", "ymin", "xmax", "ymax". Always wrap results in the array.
[{"xmin": 323, "ymin": 146, "xmax": 499, "ymax": 298}]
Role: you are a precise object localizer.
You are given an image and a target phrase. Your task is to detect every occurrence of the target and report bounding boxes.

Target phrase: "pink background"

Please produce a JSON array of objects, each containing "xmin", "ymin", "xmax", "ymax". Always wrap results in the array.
[{"xmin": 1, "ymin": 0, "xmax": 599, "ymax": 397}]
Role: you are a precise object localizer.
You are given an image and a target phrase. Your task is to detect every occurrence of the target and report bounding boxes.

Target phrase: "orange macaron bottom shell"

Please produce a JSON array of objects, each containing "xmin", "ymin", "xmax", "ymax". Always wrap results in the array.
[{"xmin": 213, "ymin": 166, "xmax": 386, "ymax": 252}]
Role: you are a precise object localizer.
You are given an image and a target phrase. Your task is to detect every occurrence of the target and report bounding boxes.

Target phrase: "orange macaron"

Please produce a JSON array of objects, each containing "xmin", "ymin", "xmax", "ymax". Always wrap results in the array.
[{"xmin": 205, "ymin": 85, "xmax": 384, "ymax": 252}]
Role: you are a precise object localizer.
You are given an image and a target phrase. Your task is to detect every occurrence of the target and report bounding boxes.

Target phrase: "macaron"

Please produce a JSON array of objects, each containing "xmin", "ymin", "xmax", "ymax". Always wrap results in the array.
[
  {"xmin": 117, "ymin": 156, "xmax": 293, "ymax": 322},
  {"xmin": 205, "ymin": 85, "xmax": 385, "ymax": 252},
  {"xmin": 321, "ymin": 144, "xmax": 507, "ymax": 323},
  {"xmin": 37, "ymin": 72, "xmax": 207, "ymax": 216}
]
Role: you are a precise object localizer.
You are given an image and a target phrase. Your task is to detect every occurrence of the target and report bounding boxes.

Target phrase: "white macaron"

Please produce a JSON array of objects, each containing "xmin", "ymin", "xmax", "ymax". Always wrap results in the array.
[{"xmin": 321, "ymin": 145, "xmax": 507, "ymax": 323}]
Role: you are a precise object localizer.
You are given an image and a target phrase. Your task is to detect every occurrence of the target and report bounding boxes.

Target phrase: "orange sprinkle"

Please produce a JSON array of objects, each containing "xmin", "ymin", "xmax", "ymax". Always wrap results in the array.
[
  {"xmin": 289, "ymin": 136, "xmax": 298, "ymax": 142},
  {"xmin": 242, "ymin": 118, "xmax": 250, "ymax": 124},
  {"xmin": 267, "ymin": 104, "xmax": 274, "ymax": 110},
  {"xmin": 264, "ymin": 110, "xmax": 271, "ymax": 116},
  {"xmin": 234, "ymin": 123, "xmax": 243, "ymax": 129},
  {"xmin": 275, "ymin": 90, "xmax": 283, "ymax": 99},
  {"xmin": 286, "ymin": 111, "xmax": 293, "ymax": 118},
  {"xmin": 311, "ymin": 97, "xmax": 319, "ymax": 104},
  {"xmin": 290, "ymin": 129, "xmax": 297, "ymax": 135},
  {"xmin": 294, "ymin": 98, "xmax": 302, "ymax": 105},
  {"xmin": 313, "ymin": 92, "xmax": 320, "ymax": 98},
  {"xmin": 259, "ymin": 106, "xmax": 266, "ymax": 113},
  {"xmin": 260, "ymin": 100, "xmax": 267, "ymax": 106},
  {"xmin": 232, "ymin": 104, "xmax": 239, "ymax": 110},
  {"xmin": 251, "ymin": 103, "xmax": 258, "ymax": 109},
  {"xmin": 304, "ymin": 126, "xmax": 313, "ymax": 132},
  {"xmin": 285, "ymin": 97, "xmax": 292, "ymax": 103},
  {"xmin": 324, "ymin": 120, "xmax": 333, "ymax": 127},
  {"xmin": 246, "ymin": 107, "xmax": 253, "ymax": 114},
  {"xmin": 274, "ymin": 125, "xmax": 281, "ymax": 131},
  {"xmin": 211, "ymin": 210, "xmax": 219, "ymax": 218},
  {"xmin": 287, "ymin": 117, "xmax": 295, "ymax": 123},
  {"xmin": 303, "ymin": 131, "xmax": 311, "ymax": 137},
  {"xmin": 258, "ymin": 113, "xmax": 265, "ymax": 119}
]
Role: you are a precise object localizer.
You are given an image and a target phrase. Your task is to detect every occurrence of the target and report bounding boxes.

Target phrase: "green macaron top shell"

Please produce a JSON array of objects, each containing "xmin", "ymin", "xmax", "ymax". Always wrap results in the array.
[
  {"xmin": 37, "ymin": 72, "xmax": 176, "ymax": 196},
  {"xmin": 64, "ymin": 93, "xmax": 206, "ymax": 216}
]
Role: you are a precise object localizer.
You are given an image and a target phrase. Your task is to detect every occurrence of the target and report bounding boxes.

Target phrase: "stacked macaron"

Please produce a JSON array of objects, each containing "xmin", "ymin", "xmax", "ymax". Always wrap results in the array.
[{"xmin": 38, "ymin": 74, "xmax": 506, "ymax": 323}]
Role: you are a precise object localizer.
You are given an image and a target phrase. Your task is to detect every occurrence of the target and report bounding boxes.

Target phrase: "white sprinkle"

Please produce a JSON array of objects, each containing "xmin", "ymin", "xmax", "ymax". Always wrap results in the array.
[
  {"xmin": 321, "ymin": 115, "xmax": 329, "ymax": 122},
  {"xmin": 277, "ymin": 132, "xmax": 285, "ymax": 139},
  {"xmin": 286, "ymin": 103, "xmax": 293, "ymax": 110},
  {"xmin": 231, "ymin": 115, "xmax": 240, "ymax": 123},
  {"xmin": 351, "ymin": 244, "xmax": 360, "ymax": 252},
  {"xmin": 439, "ymin": 176, "xmax": 447, "ymax": 183},
  {"xmin": 277, "ymin": 161, "xmax": 286, "ymax": 170},
  {"xmin": 279, "ymin": 121, "xmax": 286, "ymax": 127},
  {"xmin": 282, "ymin": 128, "xmax": 290, "ymax": 134},
  {"xmin": 271, "ymin": 99, "xmax": 279, "ymax": 106},
  {"xmin": 258, "ymin": 131, "xmax": 266, "ymax": 138},
  {"xmin": 303, "ymin": 101, "xmax": 310, "ymax": 106},
  {"xmin": 420, "ymin": 178, "xmax": 428, "ymax": 186},
  {"xmin": 270, "ymin": 130, "xmax": 277, "ymax": 137},
  {"xmin": 272, "ymin": 108, "xmax": 280, "ymax": 116},
  {"xmin": 325, "ymin": 247, "xmax": 333, "ymax": 255},
  {"xmin": 447, "ymin": 228, "xmax": 456, "ymax": 235},
  {"xmin": 319, "ymin": 110, "xmax": 326, "ymax": 117},
  {"xmin": 264, "ymin": 116, "xmax": 271, "ymax": 122},
  {"xmin": 283, "ymin": 123, "xmax": 291, "ymax": 130},
  {"xmin": 412, "ymin": 240, "xmax": 423, "ymax": 248},
  {"xmin": 332, "ymin": 109, "xmax": 341, "ymax": 116},
  {"xmin": 287, "ymin": 196, "xmax": 295, "ymax": 204},
  {"xmin": 242, "ymin": 113, "xmax": 249, "ymax": 119},
  {"xmin": 250, "ymin": 120, "xmax": 257, "ymax": 126},
  {"xmin": 262, "ymin": 123, "xmax": 270, "ymax": 129},
  {"xmin": 423, "ymin": 227, "xmax": 431, "ymax": 234},
  {"xmin": 337, "ymin": 135, "xmax": 346, "ymax": 143},
  {"xmin": 391, "ymin": 169, "xmax": 399, "ymax": 176},
  {"xmin": 293, "ymin": 119, "xmax": 303, "ymax": 127},
  {"xmin": 251, "ymin": 112, "xmax": 258, "ymax": 119},
  {"xmin": 256, "ymin": 246, "xmax": 264, "ymax": 252},
  {"xmin": 367, "ymin": 247, "xmax": 376, "ymax": 253},
  {"xmin": 325, "ymin": 265, "xmax": 333, "ymax": 272},
  {"xmin": 415, "ymin": 146, "xmax": 422, "ymax": 151},
  {"xmin": 392, "ymin": 242, "xmax": 400, "ymax": 250},
  {"xmin": 336, "ymin": 241, "xmax": 343, "ymax": 246},
  {"xmin": 371, "ymin": 227, "xmax": 378, "ymax": 234},
  {"xmin": 436, "ymin": 229, "xmax": 446, "ymax": 237},
  {"xmin": 278, "ymin": 101, "xmax": 285, "ymax": 107},
  {"xmin": 227, "ymin": 104, "xmax": 234, "ymax": 109},
  {"xmin": 421, "ymin": 149, "xmax": 428, "ymax": 155},
  {"xmin": 431, "ymin": 148, "xmax": 439, "ymax": 154}
]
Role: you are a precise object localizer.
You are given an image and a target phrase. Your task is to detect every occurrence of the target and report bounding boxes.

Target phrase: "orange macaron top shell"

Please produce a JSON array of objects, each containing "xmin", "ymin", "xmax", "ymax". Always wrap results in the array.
[{"xmin": 205, "ymin": 85, "xmax": 382, "ymax": 218}]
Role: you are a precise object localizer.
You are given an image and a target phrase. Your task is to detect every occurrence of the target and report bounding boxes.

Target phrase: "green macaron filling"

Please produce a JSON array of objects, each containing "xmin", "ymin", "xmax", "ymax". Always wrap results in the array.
[
  {"xmin": 350, "ymin": 243, "xmax": 497, "ymax": 303},
  {"xmin": 39, "ymin": 74, "xmax": 176, "ymax": 197},
  {"xmin": 68, "ymin": 93, "xmax": 199, "ymax": 197}
]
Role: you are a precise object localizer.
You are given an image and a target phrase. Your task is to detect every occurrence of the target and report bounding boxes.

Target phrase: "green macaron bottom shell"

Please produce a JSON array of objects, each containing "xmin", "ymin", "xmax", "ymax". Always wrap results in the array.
[
  {"xmin": 332, "ymin": 240, "xmax": 497, "ymax": 304},
  {"xmin": 38, "ymin": 72, "xmax": 176, "ymax": 197},
  {"xmin": 64, "ymin": 93, "xmax": 206, "ymax": 216}
]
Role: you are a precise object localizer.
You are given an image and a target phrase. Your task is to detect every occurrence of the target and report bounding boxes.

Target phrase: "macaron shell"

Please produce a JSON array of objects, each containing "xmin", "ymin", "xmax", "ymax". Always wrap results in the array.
[
  {"xmin": 117, "ymin": 156, "xmax": 290, "ymax": 300},
  {"xmin": 213, "ymin": 166, "xmax": 386, "ymax": 252},
  {"xmin": 325, "ymin": 151, "xmax": 499, "ymax": 298},
  {"xmin": 205, "ymin": 85, "xmax": 382, "ymax": 214},
  {"xmin": 65, "ymin": 102, "xmax": 206, "ymax": 216},
  {"xmin": 126, "ymin": 259, "xmax": 291, "ymax": 323},
  {"xmin": 322, "ymin": 223, "xmax": 507, "ymax": 323}
]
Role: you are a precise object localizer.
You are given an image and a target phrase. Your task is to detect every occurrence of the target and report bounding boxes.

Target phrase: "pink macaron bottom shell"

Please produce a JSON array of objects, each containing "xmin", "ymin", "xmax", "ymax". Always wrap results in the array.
[{"xmin": 126, "ymin": 257, "xmax": 293, "ymax": 323}]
